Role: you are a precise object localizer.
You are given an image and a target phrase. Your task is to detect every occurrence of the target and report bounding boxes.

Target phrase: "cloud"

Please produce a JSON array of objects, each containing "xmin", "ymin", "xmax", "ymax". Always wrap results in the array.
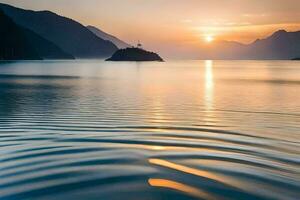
[{"xmin": 242, "ymin": 13, "xmax": 269, "ymax": 18}]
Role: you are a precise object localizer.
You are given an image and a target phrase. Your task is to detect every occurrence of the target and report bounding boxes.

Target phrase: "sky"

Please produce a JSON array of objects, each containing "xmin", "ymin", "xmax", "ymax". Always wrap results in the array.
[{"xmin": 1, "ymin": 0, "xmax": 300, "ymax": 58}]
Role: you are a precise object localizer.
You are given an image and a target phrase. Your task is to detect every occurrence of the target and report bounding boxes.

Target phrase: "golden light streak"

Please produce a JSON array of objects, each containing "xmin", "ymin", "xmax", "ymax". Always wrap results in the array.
[
  {"xmin": 148, "ymin": 158, "xmax": 239, "ymax": 188},
  {"xmin": 148, "ymin": 158, "xmax": 291, "ymax": 200},
  {"xmin": 148, "ymin": 179, "xmax": 217, "ymax": 199},
  {"xmin": 204, "ymin": 60, "xmax": 214, "ymax": 111}
]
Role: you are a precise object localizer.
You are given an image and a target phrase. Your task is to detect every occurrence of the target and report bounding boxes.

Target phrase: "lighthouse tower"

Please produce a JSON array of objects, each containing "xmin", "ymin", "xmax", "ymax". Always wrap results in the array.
[{"xmin": 137, "ymin": 40, "xmax": 143, "ymax": 49}]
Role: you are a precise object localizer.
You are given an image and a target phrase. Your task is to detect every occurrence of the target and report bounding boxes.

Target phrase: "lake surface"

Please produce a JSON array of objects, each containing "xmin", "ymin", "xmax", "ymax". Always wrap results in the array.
[{"xmin": 0, "ymin": 60, "xmax": 299, "ymax": 200}]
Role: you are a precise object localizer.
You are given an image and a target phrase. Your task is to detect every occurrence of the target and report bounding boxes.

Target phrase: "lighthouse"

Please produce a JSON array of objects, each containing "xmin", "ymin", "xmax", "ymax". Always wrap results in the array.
[{"xmin": 137, "ymin": 40, "xmax": 143, "ymax": 49}]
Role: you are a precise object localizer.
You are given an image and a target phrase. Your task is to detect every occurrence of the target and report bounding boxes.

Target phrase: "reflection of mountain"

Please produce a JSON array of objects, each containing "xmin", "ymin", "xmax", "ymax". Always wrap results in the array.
[
  {"xmin": 87, "ymin": 26, "xmax": 131, "ymax": 49},
  {"xmin": 0, "ymin": 3, "xmax": 118, "ymax": 58},
  {"xmin": 201, "ymin": 30, "xmax": 300, "ymax": 60}
]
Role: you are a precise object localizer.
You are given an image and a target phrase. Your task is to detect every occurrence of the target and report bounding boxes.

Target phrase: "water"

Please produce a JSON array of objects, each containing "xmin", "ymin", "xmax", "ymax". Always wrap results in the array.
[{"xmin": 0, "ymin": 60, "xmax": 299, "ymax": 200}]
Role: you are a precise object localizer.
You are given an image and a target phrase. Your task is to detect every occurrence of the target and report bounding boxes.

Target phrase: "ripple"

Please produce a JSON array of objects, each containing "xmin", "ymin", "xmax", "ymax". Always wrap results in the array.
[{"xmin": 0, "ymin": 60, "xmax": 299, "ymax": 199}]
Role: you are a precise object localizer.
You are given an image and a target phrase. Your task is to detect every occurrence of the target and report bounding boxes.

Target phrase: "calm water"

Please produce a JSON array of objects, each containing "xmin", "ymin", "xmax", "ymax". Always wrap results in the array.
[{"xmin": 0, "ymin": 60, "xmax": 299, "ymax": 200}]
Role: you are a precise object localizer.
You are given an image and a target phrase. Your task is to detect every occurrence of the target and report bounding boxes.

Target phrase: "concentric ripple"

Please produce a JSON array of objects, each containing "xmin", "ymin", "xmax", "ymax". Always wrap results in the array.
[{"xmin": 0, "ymin": 60, "xmax": 299, "ymax": 200}]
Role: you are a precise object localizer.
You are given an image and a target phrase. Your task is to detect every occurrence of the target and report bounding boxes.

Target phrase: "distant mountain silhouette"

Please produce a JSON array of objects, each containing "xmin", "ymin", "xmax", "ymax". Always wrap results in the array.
[
  {"xmin": 292, "ymin": 58, "xmax": 300, "ymax": 60},
  {"xmin": 0, "ymin": 10, "xmax": 40, "ymax": 60},
  {"xmin": 22, "ymin": 28, "xmax": 74, "ymax": 59},
  {"xmin": 0, "ymin": 9, "xmax": 73, "ymax": 60},
  {"xmin": 106, "ymin": 48, "xmax": 163, "ymax": 62},
  {"xmin": 0, "ymin": 3, "xmax": 118, "ymax": 58},
  {"xmin": 87, "ymin": 25, "xmax": 131, "ymax": 49},
  {"xmin": 202, "ymin": 30, "xmax": 300, "ymax": 60}
]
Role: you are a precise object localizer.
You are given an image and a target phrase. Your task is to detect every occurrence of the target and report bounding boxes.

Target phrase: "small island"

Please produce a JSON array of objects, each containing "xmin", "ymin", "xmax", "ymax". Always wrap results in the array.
[
  {"xmin": 292, "ymin": 58, "xmax": 300, "ymax": 60},
  {"xmin": 106, "ymin": 46, "xmax": 164, "ymax": 62}
]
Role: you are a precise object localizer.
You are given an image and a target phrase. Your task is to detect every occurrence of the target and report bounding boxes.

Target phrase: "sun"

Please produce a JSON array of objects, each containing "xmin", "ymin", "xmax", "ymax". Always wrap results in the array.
[{"xmin": 205, "ymin": 35, "xmax": 214, "ymax": 43}]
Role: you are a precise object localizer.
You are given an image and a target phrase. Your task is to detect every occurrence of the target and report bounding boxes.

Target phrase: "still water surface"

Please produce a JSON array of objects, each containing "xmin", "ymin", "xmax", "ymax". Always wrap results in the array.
[{"xmin": 0, "ymin": 60, "xmax": 299, "ymax": 200}]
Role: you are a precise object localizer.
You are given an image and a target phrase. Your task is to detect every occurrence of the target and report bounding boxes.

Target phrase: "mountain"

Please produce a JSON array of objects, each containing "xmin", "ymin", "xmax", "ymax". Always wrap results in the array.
[
  {"xmin": 106, "ymin": 48, "xmax": 164, "ymax": 62},
  {"xmin": 202, "ymin": 40, "xmax": 247, "ymax": 60},
  {"xmin": 0, "ymin": 9, "xmax": 40, "ymax": 60},
  {"xmin": 247, "ymin": 30, "xmax": 300, "ymax": 59},
  {"xmin": 0, "ymin": 3, "xmax": 118, "ymax": 58},
  {"xmin": 87, "ymin": 25, "xmax": 131, "ymax": 49},
  {"xmin": 0, "ymin": 8, "xmax": 73, "ymax": 60},
  {"xmin": 22, "ymin": 28, "xmax": 74, "ymax": 59},
  {"xmin": 201, "ymin": 30, "xmax": 300, "ymax": 60}
]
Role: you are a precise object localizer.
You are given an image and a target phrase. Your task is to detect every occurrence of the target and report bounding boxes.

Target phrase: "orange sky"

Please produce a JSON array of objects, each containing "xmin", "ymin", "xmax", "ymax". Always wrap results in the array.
[{"xmin": 2, "ymin": 0, "xmax": 300, "ymax": 58}]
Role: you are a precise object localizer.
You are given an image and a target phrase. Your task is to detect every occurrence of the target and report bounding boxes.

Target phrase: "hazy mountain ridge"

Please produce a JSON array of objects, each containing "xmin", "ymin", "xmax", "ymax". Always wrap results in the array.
[
  {"xmin": 203, "ymin": 30, "xmax": 300, "ymax": 59},
  {"xmin": 22, "ymin": 27, "xmax": 74, "ymax": 60},
  {"xmin": 0, "ymin": 9, "xmax": 72, "ymax": 60},
  {"xmin": 87, "ymin": 25, "xmax": 131, "ymax": 49},
  {"xmin": 0, "ymin": 3, "xmax": 118, "ymax": 58},
  {"xmin": 0, "ymin": 10, "xmax": 40, "ymax": 60}
]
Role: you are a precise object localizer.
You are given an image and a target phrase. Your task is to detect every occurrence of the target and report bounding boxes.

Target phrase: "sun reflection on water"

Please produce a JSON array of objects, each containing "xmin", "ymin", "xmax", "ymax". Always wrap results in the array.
[
  {"xmin": 204, "ymin": 60, "xmax": 214, "ymax": 111},
  {"xmin": 148, "ymin": 178, "xmax": 216, "ymax": 199},
  {"xmin": 148, "ymin": 159, "xmax": 281, "ymax": 198},
  {"xmin": 149, "ymin": 159, "xmax": 223, "ymax": 182}
]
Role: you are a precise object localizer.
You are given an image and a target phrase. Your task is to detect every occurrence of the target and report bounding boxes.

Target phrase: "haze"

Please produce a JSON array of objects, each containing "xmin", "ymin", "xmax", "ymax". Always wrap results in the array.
[{"xmin": 3, "ymin": 0, "xmax": 300, "ymax": 58}]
